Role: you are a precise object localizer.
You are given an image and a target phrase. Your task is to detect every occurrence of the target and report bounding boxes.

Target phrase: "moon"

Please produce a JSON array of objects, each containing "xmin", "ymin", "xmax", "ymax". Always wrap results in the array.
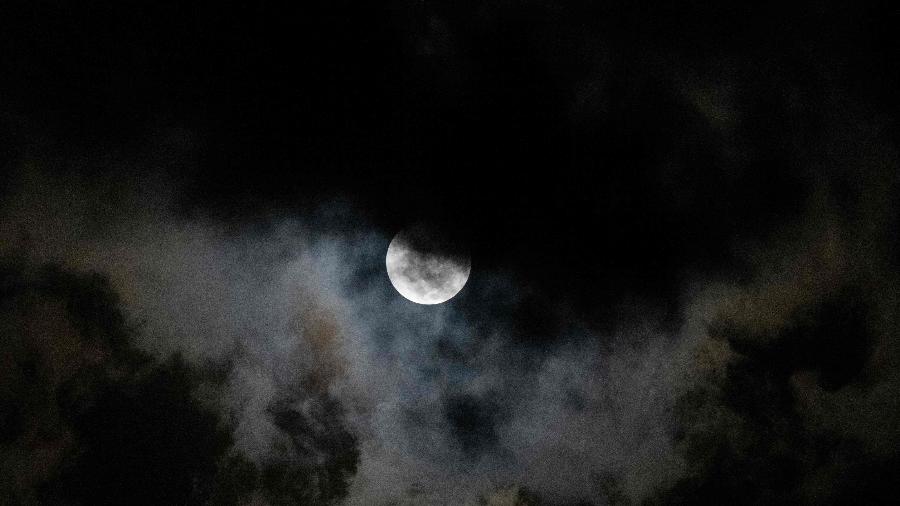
[{"xmin": 385, "ymin": 225, "xmax": 471, "ymax": 304}]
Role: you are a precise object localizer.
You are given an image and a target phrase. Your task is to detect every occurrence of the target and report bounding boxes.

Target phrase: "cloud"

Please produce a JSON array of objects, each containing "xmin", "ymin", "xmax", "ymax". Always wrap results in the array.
[
  {"xmin": 1, "ymin": 87, "xmax": 898, "ymax": 504},
  {"xmin": 0, "ymin": 263, "xmax": 231, "ymax": 504},
  {"xmin": 0, "ymin": 162, "xmax": 702, "ymax": 505}
]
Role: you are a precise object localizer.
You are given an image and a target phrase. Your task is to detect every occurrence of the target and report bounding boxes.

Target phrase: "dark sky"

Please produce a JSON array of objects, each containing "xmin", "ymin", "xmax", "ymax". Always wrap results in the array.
[{"xmin": 2, "ymin": 1, "xmax": 900, "ymax": 505}]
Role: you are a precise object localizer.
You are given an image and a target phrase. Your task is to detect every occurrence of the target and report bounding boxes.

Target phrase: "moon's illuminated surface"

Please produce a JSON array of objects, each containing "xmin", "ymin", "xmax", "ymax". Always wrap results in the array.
[{"xmin": 386, "ymin": 226, "xmax": 471, "ymax": 304}]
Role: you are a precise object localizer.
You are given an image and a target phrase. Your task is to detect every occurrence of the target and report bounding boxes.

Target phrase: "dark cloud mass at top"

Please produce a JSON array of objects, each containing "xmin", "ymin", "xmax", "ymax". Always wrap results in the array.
[{"xmin": 1, "ymin": 1, "xmax": 899, "ymax": 505}]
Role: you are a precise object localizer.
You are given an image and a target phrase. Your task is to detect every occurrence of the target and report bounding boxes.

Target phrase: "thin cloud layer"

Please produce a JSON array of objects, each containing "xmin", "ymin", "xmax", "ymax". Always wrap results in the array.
[
  {"xmin": 1, "ymin": 166, "xmax": 700, "ymax": 504},
  {"xmin": 1, "ymin": 86, "xmax": 898, "ymax": 506}
]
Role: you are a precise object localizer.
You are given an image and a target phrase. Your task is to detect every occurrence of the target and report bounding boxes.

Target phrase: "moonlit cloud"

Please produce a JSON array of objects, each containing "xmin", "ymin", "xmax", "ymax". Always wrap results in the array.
[
  {"xmin": 0, "ymin": 164, "xmax": 707, "ymax": 504},
  {"xmin": 2, "ymin": 2, "xmax": 899, "ymax": 501}
]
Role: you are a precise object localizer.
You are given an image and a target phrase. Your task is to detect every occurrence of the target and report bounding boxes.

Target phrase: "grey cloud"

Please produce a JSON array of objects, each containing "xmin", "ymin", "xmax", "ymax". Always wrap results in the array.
[
  {"xmin": 0, "ymin": 164, "xmax": 706, "ymax": 505},
  {"xmin": 3, "ymin": 94, "xmax": 899, "ymax": 505}
]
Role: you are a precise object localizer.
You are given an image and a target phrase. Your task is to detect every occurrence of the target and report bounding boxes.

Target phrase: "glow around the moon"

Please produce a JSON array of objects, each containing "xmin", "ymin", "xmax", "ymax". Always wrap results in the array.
[{"xmin": 385, "ymin": 227, "xmax": 471, "ymax": 304}]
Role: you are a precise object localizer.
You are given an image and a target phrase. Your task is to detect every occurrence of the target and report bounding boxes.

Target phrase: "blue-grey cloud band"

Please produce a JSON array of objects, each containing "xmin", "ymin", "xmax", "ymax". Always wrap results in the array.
[{"xmin": 1, "ymin": 107, "xmax": 897, "ymax": 504}]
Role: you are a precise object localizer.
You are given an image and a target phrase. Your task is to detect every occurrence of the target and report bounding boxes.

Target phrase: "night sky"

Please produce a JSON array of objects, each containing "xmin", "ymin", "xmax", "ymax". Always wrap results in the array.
[{"xmin": 2, "ymin": 1, "xmax": 900, "ymax": 505}]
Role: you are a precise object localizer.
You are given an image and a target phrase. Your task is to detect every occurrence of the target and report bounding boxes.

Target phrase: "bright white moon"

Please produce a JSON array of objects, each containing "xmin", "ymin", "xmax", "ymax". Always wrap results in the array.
[{"xmin": 385, "ymin": 226, "xmax": 471, "ymax": 305}]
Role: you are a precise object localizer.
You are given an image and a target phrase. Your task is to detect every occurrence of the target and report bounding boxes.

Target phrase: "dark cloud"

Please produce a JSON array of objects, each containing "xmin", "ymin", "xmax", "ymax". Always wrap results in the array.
[
  {"xmin": 2, "ymin": 1, "xmax": 900, "ymax": 505},
  {"xmin": 0, "ymin": 260, "xmax": 363, "ymax": 505},
  {"xmin": 0, "ymin": 164, "xmax": 691, "ymax": 504},
  {"xmin": 0, "ymin": 264, "xmax": 225, "ymax": 504},
  {"xmin": 2, "ymin": 94, "xmax": 899, "ymax": 506}
]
